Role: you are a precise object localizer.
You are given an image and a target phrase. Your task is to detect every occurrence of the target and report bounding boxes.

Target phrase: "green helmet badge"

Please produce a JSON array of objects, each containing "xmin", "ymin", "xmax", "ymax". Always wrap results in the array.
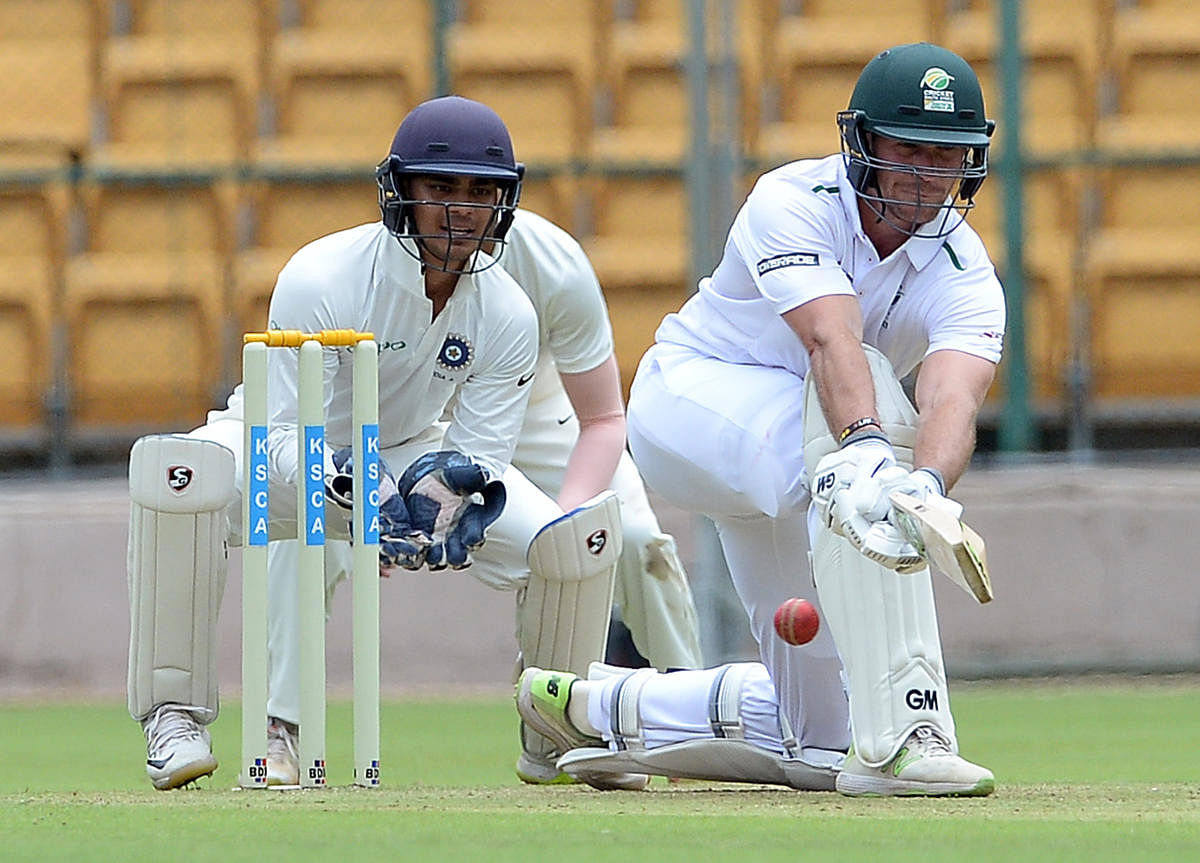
[{"xmin": 921, "ymin": 67, "xmax": 956, "ymax": 113}]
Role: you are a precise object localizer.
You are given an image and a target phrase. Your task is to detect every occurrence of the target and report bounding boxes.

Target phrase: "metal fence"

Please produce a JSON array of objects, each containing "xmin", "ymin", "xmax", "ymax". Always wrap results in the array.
[{"xmin": 2, "ymin": 0, "xmax": 1199, "ymax": 474}]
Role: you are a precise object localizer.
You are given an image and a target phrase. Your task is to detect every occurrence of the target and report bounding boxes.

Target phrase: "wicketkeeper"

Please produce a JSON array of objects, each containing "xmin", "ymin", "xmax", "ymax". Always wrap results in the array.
[{"xmin": 125, "ymin": 97, "xmax": 631, "ymax": 791}]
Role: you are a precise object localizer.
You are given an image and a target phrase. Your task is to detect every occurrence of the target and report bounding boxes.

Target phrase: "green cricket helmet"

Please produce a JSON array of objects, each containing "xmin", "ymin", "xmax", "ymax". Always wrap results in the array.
[{"xmin": 837, "ymin": 43, "xmax": 996, "ymax": 236}]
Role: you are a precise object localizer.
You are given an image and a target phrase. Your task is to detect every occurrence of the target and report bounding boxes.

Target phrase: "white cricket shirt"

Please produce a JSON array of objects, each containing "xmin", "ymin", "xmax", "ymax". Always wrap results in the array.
[
  {"xmin": 265, "ymin": 222, "xmax": 539, "ymax": 483},
  {"xmin": 497, "ymin": 209, "xmax": 615, "ymax": 404},
  {"xmin": 657, "ymin": 154, "xmax": 1005, "ymax": 380}
]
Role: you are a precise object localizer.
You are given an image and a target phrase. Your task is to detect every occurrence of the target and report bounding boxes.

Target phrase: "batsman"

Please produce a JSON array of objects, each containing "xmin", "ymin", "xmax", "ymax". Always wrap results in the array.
[{"xmin": 517, "ymin": 43, "xmax": 1002, "ymax": 797}]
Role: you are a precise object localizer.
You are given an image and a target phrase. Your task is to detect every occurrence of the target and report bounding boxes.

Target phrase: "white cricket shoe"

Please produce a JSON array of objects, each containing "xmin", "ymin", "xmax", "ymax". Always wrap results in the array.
[
  {"xmin": 266, "ymin": 717, "xmax": 300, "ymax": 786},
  {"xmin": 515, "ymin": 667, "xmax": 650, "ymax": 791},
  {"xmin": 836, "ymin": 725, "xmax": 995, "ymax": 797},
  {"xmin": 142, "ymin": 704, "xmax": 218, "ymax": 790}
]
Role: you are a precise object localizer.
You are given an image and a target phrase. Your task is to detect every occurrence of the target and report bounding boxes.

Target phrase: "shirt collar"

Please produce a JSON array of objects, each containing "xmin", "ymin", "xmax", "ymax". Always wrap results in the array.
[{"xmin": 834, "ymin": 159, "xmax": 956, "ymax": 270}]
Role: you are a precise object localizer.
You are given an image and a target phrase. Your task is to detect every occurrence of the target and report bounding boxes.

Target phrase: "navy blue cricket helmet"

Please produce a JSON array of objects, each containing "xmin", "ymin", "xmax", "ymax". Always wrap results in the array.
[{"xmin": 376, "ymin": 96, "xmax": 525, "ymax": 273}]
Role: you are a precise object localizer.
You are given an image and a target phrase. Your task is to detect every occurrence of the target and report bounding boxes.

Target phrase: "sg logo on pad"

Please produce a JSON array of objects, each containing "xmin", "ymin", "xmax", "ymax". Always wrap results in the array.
[
  {"xmin": 586, "ymin": 529, "xmax": 608, "ymax": 556},
  {"xmin": 167, "ymin": 465, "xmax": 194, "ymax": 493}
]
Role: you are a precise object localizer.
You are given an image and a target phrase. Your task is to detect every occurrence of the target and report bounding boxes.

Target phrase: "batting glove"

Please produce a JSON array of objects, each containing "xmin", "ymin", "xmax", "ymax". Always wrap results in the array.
[
  {"xmin": 810, "ymin": 434, "xmax": 897, "ymax": 517},
  {"xmin": 884, "ymin": 468, "xmax": 965, "ymax": 554},
  {"xmin": 811, "ymin": 436, "xmax": 923, "ymax": 571},
  {"xmin": 397, "ymin": 450, "xmax": 507, "ymax": 571}
]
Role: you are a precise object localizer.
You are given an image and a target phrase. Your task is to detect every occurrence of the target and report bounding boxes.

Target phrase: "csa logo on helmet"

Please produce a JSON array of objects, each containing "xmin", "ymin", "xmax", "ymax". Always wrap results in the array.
[{"xmin": 921, "ymin": 66, "xmax": 956, "ymax": 113}]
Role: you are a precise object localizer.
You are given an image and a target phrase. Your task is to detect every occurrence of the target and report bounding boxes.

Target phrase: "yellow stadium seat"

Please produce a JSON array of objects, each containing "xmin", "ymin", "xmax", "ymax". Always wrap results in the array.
[
  {"xmin": 583, "ymin": 173, "xmax": 689, "ymax": 291},
  {"xmin": 0, "ymin": 40, "xmax": 93, "ymax": 164},
  {"xmin": 1109, "ymin": 5, "xmax": 1200, "ymax": 122},
  {"xmin": 0, "ymin": 276, "xmax": 54, "ymax": 431},
  {"xmin": 968, "ymin": 168, "xmax": 1084, "ymax": 252},
  {"xmin": 1083, "ymin": 234, "xmax": 1200, "ymax": 399},
  {"xmin": 0, "ymin": 0, "xmax": 100, "ymax": 41},
  {"xmin": 448, "ymin": 1, "xmax": 603, "ymax": 164},
  {"xmin": 97, "ymin": 0, "xmax": 267, "ymax": 167},
  {"xmin": 1080, "ymin": 118, "xmax": 1200, "ymax": 401},
  {"xmin": 944, "ymin": 4, "xmax": 1101, "ymax": 156},
  {"xmin": 263, "ymin": 0, "xmax": 432, "ymax": 166},
  {"xmin": 232, "ymin": 176, "xmax": 379, "ymax": 336},
  {"xmin": 1092, "ymin": 119, "xmax": 1200, "ymax": 234},
  {"xmin": 603, "ymin": 285, "xmax": 689, "ymax": 398},
  {"xmin": 0, "ymin": 184, "xmax": 68, "ymax": 430},
  {"xmin": 757, "ymin": 10, "xmax": 933, "ymax": 165},
  {"xmin": 517, "ymin": 175, "xmax": 579, "ymax": 235},
  {"xmin": 594, "ymin": 17, "xmax": 685, "ymax": 160},
  {"xmin": 967, "ymin": 158, "xmax": 1084, "ymax": 409},
  {"xmin": 978, "ymin": 230, "xmax": 1076, "ymax": 408},
  {"xmin": 590, "ymin": 0, "xmax": 771, "ymax": 162},
  {"xmin": 581, "ymin": 171, "xmax": 689, "ymax": 392},
  {"xmin": 63, "ymin": 178, "xmax": 236, "ymax": 429}
]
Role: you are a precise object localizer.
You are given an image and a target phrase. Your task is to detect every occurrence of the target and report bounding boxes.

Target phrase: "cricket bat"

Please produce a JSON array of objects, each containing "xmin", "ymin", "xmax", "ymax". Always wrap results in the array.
[{"xmin": 889, "ymin": 491, "xmax": 993, "ymax": 604}]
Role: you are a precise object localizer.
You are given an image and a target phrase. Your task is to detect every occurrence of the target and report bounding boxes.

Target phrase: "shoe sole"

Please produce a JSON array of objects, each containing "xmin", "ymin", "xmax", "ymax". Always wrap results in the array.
[
  {"xmin": 836, "ymin": 772, "xmax": 995, "ymax": 797},
  {"xmin": 513, "ymin": 677, "xmax": 585, "ymax": 786},
  {"xmin": 515, "ymin": 674, "xmax": 649, "ymax": 791},
  {"xmin": 515, "ymin": 762, "xmax": 579, "ymax": 786},
  {"xmin": 556, "ymin": 747, "xmax": 653, "ymax": 792},
  {"xmin": 151, "ymin": 756, "xmax": 218, "ymax": 790}
]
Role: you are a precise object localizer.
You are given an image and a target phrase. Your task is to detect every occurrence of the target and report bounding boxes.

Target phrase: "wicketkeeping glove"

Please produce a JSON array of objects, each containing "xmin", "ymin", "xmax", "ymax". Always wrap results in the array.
[
  {"xmin": 396, "ymin": 450, "xmax": 507, "ymax": 571},
  {"xmin": 326, "ymin": 446, "xmax": 433, "ymax": 574}
]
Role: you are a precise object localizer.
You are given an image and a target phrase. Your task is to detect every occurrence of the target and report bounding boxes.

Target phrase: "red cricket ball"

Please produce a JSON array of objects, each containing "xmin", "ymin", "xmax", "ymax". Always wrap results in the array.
[{"xmin": 774, "ymin": 598, "xmax": 819, "ymax": 646}]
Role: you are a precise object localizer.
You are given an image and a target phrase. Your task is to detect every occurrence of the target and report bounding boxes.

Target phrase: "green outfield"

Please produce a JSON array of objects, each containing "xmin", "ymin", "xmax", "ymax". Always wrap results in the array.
[{"xmin": 3, "ymin": 678, "xmax": 1199, "ymax": 862}]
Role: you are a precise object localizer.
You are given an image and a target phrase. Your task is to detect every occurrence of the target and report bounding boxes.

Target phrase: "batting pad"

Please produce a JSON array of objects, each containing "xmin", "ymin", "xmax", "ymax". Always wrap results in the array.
[
  {"xmin": 802, "ymin": 344, "xmax": 918, "ymax": 478},
  {"xmin": 519, "ymin": 492, "xmax": 622, "ymax": 758},
  {"xmin": 127, "ymin": 435, "xmax": 236, "ymax": 723},
  {"xmin": 612, "ymin": 530, "xmax": 704, "ymax": 671},
  {"xmin": 519, "ymin": 490, "xmax": 622, "ymax": 675},
  {"xmin": 558, "ymin": 663, "xmax": 837, "ymax": 791},
  {"xmin": 810, "ymin": 526, "xmax": 955, "ymax": 766}
]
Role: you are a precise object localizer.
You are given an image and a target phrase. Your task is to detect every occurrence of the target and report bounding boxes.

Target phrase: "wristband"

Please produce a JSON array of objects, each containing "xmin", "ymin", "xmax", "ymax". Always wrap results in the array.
[{"xmin": 839, "ymin": 416, "xmax": 883, "ymax": 443}]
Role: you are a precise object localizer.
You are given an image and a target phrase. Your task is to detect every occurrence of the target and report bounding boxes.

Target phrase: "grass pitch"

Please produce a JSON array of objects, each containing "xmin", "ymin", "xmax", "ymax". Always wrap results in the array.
[{"xmin": 2, "ymin": 678, "xmax": 1198, "ymax": 862}]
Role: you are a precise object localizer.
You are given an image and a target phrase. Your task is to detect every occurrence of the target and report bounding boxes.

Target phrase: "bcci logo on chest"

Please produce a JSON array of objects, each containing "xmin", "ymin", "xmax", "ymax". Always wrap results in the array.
[{"xmin": 437, "ymin": 333, "xmax": 474, "ymax": 372}]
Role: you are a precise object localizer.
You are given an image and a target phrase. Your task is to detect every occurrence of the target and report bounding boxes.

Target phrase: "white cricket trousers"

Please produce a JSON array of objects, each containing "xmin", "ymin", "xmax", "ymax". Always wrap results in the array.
[
  {"xmin": 626, "ymin": 342, "xmax": 851, "ymax": 755},
  {"xmin": 263, "ymin": 381, "xmax": 702, "ymax": 723}
]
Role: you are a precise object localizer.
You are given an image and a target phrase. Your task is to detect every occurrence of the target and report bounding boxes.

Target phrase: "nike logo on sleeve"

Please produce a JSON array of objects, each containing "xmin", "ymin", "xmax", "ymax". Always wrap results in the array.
[{"xmin": 517, "ymin": 372, "xmax": 535, "ymax": 387}]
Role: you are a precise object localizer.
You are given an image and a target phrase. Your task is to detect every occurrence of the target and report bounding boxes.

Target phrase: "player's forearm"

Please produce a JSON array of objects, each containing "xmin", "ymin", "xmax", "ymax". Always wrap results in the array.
[
  {"xmin": 808, "ymin": 336, "xmax": 881, "ymax": 439},
  {"xmin": 913, "ymin": 350, "xmax": 995, "ymax": 490},
  {"xmin": 557, "ymin": 411, "xmax": 625, "ymax": 511},
  {"xmin": 912, "ymin": 398, "xmax": 977, "ymax": 491},
  {"xmin": 556, "ymin": 355, "xmax": 627, "ymax": 509},
  {"xmin": 784, "ymin": 297, "xmax": 878, "ymax": 440}
]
